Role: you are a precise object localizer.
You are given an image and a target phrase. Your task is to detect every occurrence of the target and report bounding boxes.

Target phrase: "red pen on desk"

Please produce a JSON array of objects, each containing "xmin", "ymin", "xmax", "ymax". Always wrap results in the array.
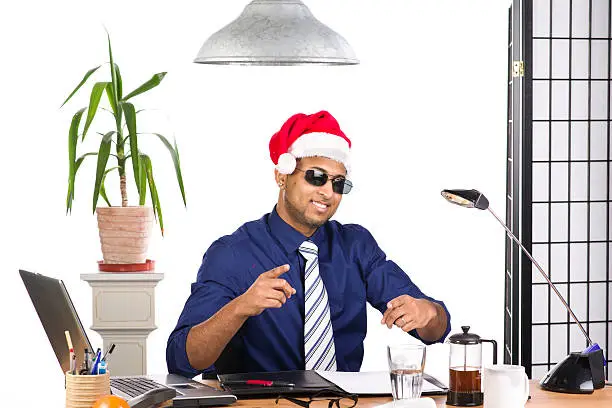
[{"xmin": 223, "ymin": 380, "xmax": 296, "ymax": 387}]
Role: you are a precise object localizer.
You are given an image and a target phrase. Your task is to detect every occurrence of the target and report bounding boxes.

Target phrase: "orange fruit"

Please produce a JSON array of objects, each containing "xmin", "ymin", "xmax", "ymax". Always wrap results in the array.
[{"xmin": 92, "ymin": 395, "xmax": 130, "ymax": 408}]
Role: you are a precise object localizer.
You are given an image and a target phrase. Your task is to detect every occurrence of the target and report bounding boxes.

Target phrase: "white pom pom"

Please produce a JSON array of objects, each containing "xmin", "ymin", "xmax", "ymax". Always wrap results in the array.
[{"xmin": 276, "ymin": 153, "xmax": 296, "ymax": 174}]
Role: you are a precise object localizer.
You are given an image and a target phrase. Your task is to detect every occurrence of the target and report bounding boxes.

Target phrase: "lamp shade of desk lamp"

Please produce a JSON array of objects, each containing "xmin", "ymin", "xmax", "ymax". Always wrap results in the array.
[
  {"xmin": 193, "ymin": 0, "xmax": 359, "ymax": 66},
  {"xmin": 441, "ymin": 189, "xmax": 606, "ymax": 394}
]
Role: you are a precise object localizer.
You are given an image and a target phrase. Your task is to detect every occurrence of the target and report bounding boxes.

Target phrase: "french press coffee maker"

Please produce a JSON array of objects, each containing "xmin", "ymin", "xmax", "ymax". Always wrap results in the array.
[{"xmin": 446, "ymin": 326, "xmax": 497, "ymax": 406}]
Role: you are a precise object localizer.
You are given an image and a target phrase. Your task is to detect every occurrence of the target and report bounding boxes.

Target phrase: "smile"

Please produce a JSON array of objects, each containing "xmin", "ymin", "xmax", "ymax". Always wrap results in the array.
[{"xmin": 311, "ymin": 200, "xmax": 329, "ymax": 211}]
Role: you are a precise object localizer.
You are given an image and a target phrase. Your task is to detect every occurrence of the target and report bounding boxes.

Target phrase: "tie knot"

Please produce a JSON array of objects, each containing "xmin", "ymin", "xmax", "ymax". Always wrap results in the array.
[{"xmin": 299, "ymin": 240, "xmax": 318, "ymax": 257}]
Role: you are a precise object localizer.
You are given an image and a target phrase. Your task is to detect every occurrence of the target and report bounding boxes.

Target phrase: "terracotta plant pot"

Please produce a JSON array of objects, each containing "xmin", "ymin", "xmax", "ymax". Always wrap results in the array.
[{"xmin": 96, "ymin": 206, "xmax": 154, "ymax": 264}]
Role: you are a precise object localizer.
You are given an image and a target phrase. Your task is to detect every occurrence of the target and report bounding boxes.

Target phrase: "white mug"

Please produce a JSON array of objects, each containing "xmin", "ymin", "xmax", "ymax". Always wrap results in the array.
[{"xmin": 483, "ymin": 365, "xmax": 529, "ymax": 408}]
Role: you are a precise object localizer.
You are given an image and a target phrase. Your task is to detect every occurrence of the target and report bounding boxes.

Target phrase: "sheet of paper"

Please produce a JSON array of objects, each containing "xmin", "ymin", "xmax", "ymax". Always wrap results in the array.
[
  {"xmin": 315, "ymin": 371, "xmax": 446, "ymax": 395},
  {"xmin": 373, "ymin": 399, "xmax": 436, "ymax": 408}
]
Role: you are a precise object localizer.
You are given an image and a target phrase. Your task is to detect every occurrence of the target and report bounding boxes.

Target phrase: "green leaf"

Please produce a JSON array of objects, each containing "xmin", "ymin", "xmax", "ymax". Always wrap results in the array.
[
  {"xmin": 82, "ymin": 82, "xmax": 110, "ymax": 139},
  {"xmin": 103, "ymin": 166, "xmax": 121, "ymax": 174},
  {"xmin": 138, "ymin": 154, "xmax": 147, "ymax": 206},
  {"xmin": 105, "ymin": 83, "xmax": 117, "ymax": 115},
  {"xmin": 66, "ymin": 108, "xmax": 86, "ymax": 214},
  {"xmin": 141, "ymin": 154, "xmax": 164, "ymax": 236},
  {"xmin": 151, "ymin": 133, "xmax": 187, "ymax": 207},
  {"xmin": 75, "ymin": 152, "xmax": 98, "ymax": 173},
  {"xmin": 68, "ymin": 152, "xmax": 99, "ymax": 210},
  {"xmin": 121, "ymin": 102, "xmax": 140, "ymax": 198},
  {"xmin": 107, "ymin": 33, "xmax": 120, "ymax": 107},
  {"xmin": 92, "ymin": 131, "xmax": 115, "ymax": 213},
  {"xmin": 114, "ymin": 63, "xmax": 123, "ymax": 100},
  {"xmin": 122, "ymin": 72, "xmax": 167, "ymax": 101},
  {"xmin": 60, "ymin": 65, "xmax": 101, "ymax": 108},
  {"xmin": 100, "ymin": 166, "xmax": 121, "ymax": 207},
  {"xmin": 100, "ymin": 183, "xmax": 111, "ymax": 207}
]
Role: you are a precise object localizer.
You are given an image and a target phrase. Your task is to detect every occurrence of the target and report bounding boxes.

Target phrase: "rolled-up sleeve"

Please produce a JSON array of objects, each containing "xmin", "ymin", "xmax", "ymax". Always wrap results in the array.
[
  {"xmin": 166, "ymin": 240, "xmax": 241, "ymax": 377},
  {"xmin": 357, "ymin": 226, "xmax": 451, "ymax": 344}
]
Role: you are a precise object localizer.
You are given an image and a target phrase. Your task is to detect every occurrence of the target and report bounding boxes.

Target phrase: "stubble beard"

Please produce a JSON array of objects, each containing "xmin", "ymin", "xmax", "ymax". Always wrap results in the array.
[{"xmin": 283, "ymin": 192, "xmax": 327, "ymax": 231}]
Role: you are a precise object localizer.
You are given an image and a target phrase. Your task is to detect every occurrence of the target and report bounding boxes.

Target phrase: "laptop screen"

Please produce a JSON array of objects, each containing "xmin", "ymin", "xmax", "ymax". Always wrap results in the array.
[{"xmin": 19, "ymin": 270, "xmax": 93, "ymax": 374}]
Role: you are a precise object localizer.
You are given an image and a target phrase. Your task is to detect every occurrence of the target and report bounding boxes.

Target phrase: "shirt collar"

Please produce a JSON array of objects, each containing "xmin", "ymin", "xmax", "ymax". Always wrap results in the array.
[{"xmin": 268, "ymin": 206, "xmax": 326, "ymax": 254}]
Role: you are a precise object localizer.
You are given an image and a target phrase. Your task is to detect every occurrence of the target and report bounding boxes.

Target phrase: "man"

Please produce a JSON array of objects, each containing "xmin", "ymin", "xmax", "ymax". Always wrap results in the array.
[{"xmin": 167, "ymin": 111, "xmax": 450, "ymax": 377}]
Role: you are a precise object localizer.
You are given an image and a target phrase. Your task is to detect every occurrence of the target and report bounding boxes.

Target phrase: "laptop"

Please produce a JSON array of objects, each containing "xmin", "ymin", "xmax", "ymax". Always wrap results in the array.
[{"xmin": 19, "ymin": 269, "xmax": 237, "ymax": 407}]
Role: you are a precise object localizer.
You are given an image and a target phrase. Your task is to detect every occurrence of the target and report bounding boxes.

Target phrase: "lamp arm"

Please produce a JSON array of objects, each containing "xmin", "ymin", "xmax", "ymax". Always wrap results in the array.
[{"xmin": 486, "ymin": 207, "xmax": 593, "ymax": 346}]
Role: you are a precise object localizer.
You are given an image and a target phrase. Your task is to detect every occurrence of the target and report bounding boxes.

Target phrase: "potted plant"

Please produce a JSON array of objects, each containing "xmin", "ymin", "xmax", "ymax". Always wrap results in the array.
[{"xmin": 62, "ymin": 34, "xmax": 186, "ymax": 265}]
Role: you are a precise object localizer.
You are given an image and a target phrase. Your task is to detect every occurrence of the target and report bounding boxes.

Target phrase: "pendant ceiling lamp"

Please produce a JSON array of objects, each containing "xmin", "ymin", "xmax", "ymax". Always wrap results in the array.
[{"xmin": 194, "ymin": 0, "xmax": 359, "ymax": 66}]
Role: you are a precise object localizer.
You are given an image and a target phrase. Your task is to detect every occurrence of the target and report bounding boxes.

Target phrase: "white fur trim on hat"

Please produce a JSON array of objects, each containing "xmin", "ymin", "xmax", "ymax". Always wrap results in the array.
[
  {"xmin": 288, "ymin": 132, "xmax": 351, "ymax": 174},
  {"xmin": 276, "ymin": 152, "xmax": 297, "ymax": 174}
]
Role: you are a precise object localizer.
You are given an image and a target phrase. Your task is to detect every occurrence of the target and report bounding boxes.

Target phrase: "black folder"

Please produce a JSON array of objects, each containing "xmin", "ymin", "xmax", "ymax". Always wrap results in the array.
[
  {"xmin": 217, "ymin": 370, "xmax": 448, "ymax": 398},
  {"xmin": 218, "ymin": 371, "xmax": 344, "ymax": 398},
  {"xmin": 218, "ymin": 370, "xmax": 345, "ymax": 397}
]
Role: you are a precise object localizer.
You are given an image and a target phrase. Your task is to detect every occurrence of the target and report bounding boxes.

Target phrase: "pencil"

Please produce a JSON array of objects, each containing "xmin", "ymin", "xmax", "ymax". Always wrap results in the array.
[{"xmin": 65, "ymin": 330, "xmax": 73, "ymax": 351}]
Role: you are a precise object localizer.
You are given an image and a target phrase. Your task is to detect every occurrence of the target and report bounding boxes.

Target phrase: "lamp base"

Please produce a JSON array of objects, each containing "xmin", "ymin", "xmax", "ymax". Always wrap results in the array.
[{"xmin": 539, "ymin": 349, "xmax": 605, "ymax": 393}]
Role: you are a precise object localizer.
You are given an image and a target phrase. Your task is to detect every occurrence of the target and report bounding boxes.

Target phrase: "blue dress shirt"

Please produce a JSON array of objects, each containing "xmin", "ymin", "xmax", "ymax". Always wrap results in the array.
[{"xmin": 167, "ymin": 208, "xmax": 451, "ymax": 378}]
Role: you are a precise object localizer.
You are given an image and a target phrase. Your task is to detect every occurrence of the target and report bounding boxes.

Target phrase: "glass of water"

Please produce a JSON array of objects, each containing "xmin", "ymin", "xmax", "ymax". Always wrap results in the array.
[{"xmin": 387, "ymin": 344, "xmax": 426, "ymax": 400}]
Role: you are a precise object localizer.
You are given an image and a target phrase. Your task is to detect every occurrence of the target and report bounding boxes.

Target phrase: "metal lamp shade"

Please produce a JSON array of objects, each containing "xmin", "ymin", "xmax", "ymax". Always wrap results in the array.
[
  {"xmin": 441, "ymin": 189, "xmax": 490, "ymax": 210},
  {"xmin": 194, "ymin": 0, "xmax": 359, "ymax": 66}
]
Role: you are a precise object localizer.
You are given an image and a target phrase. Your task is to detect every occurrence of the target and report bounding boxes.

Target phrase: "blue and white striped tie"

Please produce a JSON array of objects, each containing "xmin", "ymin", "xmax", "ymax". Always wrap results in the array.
[{"xmin": 299, "ymin": 240, "xmax": 337, "ymax": 371}]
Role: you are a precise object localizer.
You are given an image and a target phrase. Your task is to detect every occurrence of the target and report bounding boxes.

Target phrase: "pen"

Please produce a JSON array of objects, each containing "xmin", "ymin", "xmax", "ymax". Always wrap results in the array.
[
  {"xmin": 222, "ymin": 380, "xmax": 296, "ymax": 387},
  {"xmin": 84, "ymin": 348, "xmax": 90, "ymax": 373},
  {"xmin": 69, "ymin": 348, "xmax": 74, "ymax": 373},
  {"xmin": 91, "ymin": 350, "xmax": 102, "ymax": 375},
  {"xmin": 102, "ymin": 343, "xmax": 115, "ymax": 361},
  {"xmin": 92, "ymin": 348, "xmax": 101, "ymax": 371},
  {"xmin": 71, "ymin": 354, "xmax": 77, "ymax": 375}
]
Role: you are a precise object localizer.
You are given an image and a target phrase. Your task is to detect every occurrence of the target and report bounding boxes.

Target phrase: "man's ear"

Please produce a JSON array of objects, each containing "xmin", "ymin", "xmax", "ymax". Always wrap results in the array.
[{"xmin": 275, "ymin": 169, "xmax": 287, "ymax": 188}]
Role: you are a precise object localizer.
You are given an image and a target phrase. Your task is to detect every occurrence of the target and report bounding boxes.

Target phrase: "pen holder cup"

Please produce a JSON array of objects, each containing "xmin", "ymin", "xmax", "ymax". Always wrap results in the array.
[{"xmin": 65, "ymin": 371, "xmax": 111, "ymax": 408}]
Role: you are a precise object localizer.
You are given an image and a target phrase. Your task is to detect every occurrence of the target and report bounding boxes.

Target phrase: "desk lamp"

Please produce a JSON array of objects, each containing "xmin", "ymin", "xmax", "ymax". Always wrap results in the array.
[{"xmin": 441, "ymin": 188, "xmax": 606, "ymax": 394}]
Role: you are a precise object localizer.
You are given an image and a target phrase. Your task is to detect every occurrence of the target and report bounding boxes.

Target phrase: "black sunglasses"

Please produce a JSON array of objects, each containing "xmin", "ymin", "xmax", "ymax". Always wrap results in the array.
[
  {"xmin": 294, "ymin": 168, "xmax": 353, "ymax": 195},
  {"xmin": 275, "ymin": 389, "xmax": 358, "ymax": 408}
]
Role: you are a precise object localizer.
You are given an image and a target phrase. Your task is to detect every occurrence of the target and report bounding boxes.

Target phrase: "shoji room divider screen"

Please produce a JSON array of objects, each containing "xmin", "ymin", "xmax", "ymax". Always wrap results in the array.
[{"xmin": 507, "ymin": 0, "xmax": 611, "ymax": 380}]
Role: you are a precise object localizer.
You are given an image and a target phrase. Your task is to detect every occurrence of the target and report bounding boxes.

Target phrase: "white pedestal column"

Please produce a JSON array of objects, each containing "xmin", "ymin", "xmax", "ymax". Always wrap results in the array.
[{"xmin": 80, "ymin": 272, "xmax": 164, "ymax": 376}]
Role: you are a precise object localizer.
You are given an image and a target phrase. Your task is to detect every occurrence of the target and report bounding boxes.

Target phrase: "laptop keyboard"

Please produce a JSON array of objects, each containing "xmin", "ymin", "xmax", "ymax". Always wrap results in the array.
[{"xmin": 111, "ymin": 377, "xmax": 168, "ymax": 398}]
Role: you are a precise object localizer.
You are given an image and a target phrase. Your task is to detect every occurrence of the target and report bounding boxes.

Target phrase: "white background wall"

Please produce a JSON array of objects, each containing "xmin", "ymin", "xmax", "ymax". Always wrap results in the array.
[{"xmin": 1, "ymin": 0, "xmax": 509, "ymax": 404}]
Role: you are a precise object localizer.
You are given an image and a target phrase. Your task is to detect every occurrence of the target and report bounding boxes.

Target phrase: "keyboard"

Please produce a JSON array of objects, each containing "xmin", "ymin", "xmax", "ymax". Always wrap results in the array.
[{"xmin": 111, "ymin": 377, "xmax": 168, "ymax": 398}]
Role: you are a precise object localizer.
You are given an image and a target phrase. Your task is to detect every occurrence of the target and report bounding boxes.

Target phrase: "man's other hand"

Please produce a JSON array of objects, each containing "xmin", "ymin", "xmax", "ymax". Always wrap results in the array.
[{"xmin": 380, "ymin": 295, "xmax": 438, "ymax": 333}]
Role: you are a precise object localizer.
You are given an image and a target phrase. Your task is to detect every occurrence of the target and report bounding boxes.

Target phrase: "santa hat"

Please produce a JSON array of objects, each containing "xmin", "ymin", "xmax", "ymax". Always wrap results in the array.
[{"xmin": 269, "ymin": 111, "xmax": 352, "ymax": 175}]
